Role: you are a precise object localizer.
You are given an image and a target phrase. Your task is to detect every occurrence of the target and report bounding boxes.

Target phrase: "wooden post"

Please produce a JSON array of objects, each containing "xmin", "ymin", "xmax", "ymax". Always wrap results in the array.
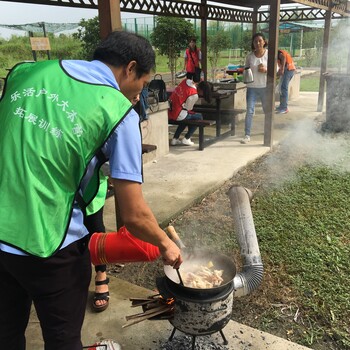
[
  {"xmin": 252, "ymin": 7, "xmax": 258, "ymax": 35},
  {"xmin": 41, "ymin": 22, "xmax": 51, "ymax": 60},
  {"xmin": 98, "ymin": 0, "xmax": 122, "ymax": 39},
  {"xmin": 317, "ymin": 7, "xmax": 332, "ymax": 112},
  {"xmin": 264, "ymin": 0, "xmax": 280, "ymax": 148},
  {"xmin": 97, "ymin": 0, "xmax": 122, "ymax": 228},
  {"xmin": 29, "ymin": 31, "xmax": 37, "ymax": 62},
  {"xmin": 200, "ymin": 0, "xmax": 208, "ymax": 80}
]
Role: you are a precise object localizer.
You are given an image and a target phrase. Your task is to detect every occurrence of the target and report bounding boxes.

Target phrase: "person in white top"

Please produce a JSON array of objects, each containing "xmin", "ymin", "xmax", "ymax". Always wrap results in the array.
[{"xmin": 241, "ymin": 33, "xmax": 268, "ymax": 144}]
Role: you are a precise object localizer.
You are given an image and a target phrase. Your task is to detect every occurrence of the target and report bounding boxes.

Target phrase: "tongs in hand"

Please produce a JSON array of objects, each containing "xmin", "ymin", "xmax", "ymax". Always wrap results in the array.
[{"xmin": 166, "ymin": 225, "xmax": 186, "ymax": 285}]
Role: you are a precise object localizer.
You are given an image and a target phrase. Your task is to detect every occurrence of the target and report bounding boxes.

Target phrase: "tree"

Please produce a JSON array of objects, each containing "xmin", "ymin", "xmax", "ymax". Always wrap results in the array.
[
  {"xmin": 207, "ymin": 28, "xmax": 232, "ymax": 81},
  {"xmin": 239, "ymin": 29, "xmax": 253, "ymax": 55},
  {"xmin": 228, "ymin": 24, "xmax": 243, "ymax": 49},
  {"xmin": 150, "ymin": 16, "xmax": 196, "ymax": 85},
  {"xmin": 73, "ymin": 17, "xmax": 100, "ymax": 60}
]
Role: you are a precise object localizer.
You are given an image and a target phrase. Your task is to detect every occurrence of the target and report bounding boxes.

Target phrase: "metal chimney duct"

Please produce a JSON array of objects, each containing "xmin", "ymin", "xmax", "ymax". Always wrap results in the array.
[{"xmin": 227, "ymin": 186, "xmax": 264, "ymax": 297}]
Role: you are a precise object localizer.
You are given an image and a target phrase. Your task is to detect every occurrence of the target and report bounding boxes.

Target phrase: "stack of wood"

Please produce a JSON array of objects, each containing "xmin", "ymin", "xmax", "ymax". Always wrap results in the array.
[{"xmin": 123, "ymin": 294, "xmax": 174, "ymax": 328}]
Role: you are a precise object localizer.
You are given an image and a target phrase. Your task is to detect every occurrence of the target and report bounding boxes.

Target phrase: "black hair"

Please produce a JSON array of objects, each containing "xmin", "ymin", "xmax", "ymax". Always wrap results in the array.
[
  {"xmin": 197, "ymin": 81, "xmax": 212, "ymax": 104},
  {"xmin": 93, "ymin": 30, "xmax": 155, "ymax": 78},
  {"xmin": 185, "ymin": 72, "xmax": 192, "ymax": 81},
  {"xmin": 188, "ymin": 37, "xmax": 198, "ymax": 52},
  {"xmin": 251, "ymin": 32, "xmax": 268, "ymax": 51}
]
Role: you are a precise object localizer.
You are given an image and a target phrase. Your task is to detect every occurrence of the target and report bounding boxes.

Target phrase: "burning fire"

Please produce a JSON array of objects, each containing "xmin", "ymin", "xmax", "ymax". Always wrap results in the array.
[
  {"xmin": 163, "ymin": 296, "xmax": 175, "ymax": 306},
  {"xmin": 123, "ymin": 294, "xmax": 175, "ymax": 328}
]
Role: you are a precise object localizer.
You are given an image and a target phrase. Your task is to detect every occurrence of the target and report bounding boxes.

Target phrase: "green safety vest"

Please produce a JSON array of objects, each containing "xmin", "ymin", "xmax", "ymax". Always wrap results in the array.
[
  {"xmin": 86, "ymin": 171, "xmax": 108, "ymax": 216},
  {"xmin": 0, "ymin": 60, "xmax": 132, "ymax": 257}
]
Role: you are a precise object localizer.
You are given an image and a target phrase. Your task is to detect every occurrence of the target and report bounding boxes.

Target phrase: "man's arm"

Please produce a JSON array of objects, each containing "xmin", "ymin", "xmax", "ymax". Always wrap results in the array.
[{"xmin": 113, "ymin": 179, "xmax": 182, "ymax": 268}]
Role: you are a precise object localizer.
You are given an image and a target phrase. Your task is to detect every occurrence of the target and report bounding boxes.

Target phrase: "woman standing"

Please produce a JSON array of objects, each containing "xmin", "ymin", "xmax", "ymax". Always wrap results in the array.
[
  {"xmin": 183, "ymin": 38, "xmax": 202, "ymax": 82},
  {"xmin": 276, "ymin": 49, "xmax": 296, "ymax": 114},
  {"xmin": 241, "ymin": 33, "xmax": 268, "ymax": 144}
]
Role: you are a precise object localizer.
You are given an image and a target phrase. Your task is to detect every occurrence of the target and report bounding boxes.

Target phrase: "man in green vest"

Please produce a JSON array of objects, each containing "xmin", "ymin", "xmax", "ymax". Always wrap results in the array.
[{"xmin": 0, "ymin": 30, "xmax": 182, "ymax": 350}]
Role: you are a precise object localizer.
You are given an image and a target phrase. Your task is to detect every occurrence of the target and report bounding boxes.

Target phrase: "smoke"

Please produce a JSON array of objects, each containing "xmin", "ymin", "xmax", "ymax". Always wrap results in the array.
[
  {"xmin": 263, "ymin": 16, "xmax": 350, "ymax": 188},
  {"xmin": 261, "ymin": 18, "xmax": 350, "ymax": 188},
  {"xmin": 262, "ymin": 118, "xmax": 350, "ymax": 188},
  {"xmin": 329, "ymin": 18, "xmax": 350, "ymax": 73}
]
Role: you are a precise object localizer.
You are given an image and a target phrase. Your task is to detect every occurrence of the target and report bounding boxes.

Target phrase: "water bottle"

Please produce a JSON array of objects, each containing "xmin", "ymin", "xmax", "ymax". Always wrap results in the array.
[
  {"xmin": 200, "ymin": 70, "xmax": 205, "ymax": 81},
  {"xmin": 243, "ymin": 66, "xmax": 254, "ymax": 84}
]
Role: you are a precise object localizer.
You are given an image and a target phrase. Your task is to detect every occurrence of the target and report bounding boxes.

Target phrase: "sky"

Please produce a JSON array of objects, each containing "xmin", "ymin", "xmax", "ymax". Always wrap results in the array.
[{"xmin": 0, "ymin": 1, "xmax": 147, "ymax": 38}]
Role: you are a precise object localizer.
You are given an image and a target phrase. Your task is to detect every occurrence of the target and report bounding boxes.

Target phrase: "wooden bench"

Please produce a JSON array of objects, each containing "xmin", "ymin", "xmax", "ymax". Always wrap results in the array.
[
  {"xmin": 142, "ymin": 143, "xmax": 157, "ymax": 154},
  {"xmin": 193, "ymin": 107, "xmax": 246, "ymax": 137},
  {"xmin": 168, "ymin": 119, "xmax": 216, "ymax": 151}
]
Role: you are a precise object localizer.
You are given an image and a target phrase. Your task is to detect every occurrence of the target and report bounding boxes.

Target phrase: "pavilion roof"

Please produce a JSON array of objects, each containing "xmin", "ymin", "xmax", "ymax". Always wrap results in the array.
[{"xmin": 2, "ymin": 0, "xmax": 349, "ymax": 20}]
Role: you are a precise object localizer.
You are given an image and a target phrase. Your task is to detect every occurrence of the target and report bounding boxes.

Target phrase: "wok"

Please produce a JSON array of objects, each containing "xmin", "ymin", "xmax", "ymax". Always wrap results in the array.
[{"xmin": 164, "ymin": 248, "xmax": 236, "ymax": 297}]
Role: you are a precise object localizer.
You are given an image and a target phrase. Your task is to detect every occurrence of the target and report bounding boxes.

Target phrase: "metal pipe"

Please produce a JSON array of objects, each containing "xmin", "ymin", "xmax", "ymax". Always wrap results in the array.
[{"xmin": 227, "ymin": 186, "xmax": 264, "ymax": 297}]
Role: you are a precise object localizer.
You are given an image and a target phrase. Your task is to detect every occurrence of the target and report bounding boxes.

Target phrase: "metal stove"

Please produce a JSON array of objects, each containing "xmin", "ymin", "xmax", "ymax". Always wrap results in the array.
[{"xmin": 157, "ymin": 276, "xmax": 234, "ymax": 349}]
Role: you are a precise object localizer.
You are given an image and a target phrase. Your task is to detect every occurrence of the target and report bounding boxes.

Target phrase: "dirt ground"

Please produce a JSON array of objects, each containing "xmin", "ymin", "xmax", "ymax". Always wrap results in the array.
[{"xmin": 106, "ymin": 148, "xmax": 337, "ymax": 350}]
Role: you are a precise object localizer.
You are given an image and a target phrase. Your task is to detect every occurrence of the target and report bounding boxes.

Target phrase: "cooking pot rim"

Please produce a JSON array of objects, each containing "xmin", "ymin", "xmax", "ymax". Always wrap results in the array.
[{"xmin": 163, "ymin": 248, "xmax": 236, "ymax": 296}]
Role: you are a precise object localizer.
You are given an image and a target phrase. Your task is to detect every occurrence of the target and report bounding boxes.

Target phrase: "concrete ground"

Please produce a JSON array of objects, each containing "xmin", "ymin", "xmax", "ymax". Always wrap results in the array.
[{"xmin": 26, "ymin": 91, "xmax": 323, "ymax": 349}]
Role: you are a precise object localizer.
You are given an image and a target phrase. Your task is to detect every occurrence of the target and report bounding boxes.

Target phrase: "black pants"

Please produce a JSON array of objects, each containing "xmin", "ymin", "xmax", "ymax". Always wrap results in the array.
[
  {"xmin": 0, "ymin": 237, "xmax": 91, "ymax": 350},
  {"xmin": 84, "ymin": 207, "xmax": 106, "ymax": 273}
]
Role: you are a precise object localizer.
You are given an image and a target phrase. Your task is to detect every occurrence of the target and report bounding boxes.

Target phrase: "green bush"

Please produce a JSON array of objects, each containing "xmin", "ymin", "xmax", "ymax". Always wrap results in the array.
[{"xmin": 0, "ymin": 34, "xmax": 83, "ymax": 77}]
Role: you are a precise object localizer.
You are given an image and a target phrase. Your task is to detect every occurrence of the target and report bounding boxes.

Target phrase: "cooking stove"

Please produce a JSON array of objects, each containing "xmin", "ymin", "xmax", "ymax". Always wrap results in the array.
[{"xmin": 156, "ymin": 277, "xmax": 235, "ymax": 349}]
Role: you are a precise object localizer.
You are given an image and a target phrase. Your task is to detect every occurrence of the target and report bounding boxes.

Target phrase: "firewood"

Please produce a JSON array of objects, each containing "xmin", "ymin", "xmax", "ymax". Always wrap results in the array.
[
  {"xmin": 122, "ymin": 306, "xmax": 170, "ymax": 328},
  {"xmin": 125, "ymin": 305, "xmax": 169, "ymax": 321},
  {"xmin": 128, "ymin": 294, "xmax": 160, "ymax": 302},
  {"xmin": 129, "ymin": 297, "xmax": 156, "ymax": 301},
  {"xmin": 131, "ymin": 299, "xmax": 160, "ymax": 307}
]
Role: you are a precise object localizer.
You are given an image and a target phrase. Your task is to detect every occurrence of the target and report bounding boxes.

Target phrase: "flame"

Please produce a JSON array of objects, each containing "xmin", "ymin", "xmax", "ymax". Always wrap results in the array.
[
  {"xmin": 157, "ymin": 294, "xmax": 175, "ymax": 306},
  {"xmin": 165, "ymin": 297, "xmax": 175, "ymax": 306}
]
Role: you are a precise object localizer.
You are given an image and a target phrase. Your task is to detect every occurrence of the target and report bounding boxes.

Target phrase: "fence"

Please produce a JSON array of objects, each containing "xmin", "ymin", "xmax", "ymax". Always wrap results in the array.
[
  {"xmin": 122, "ymin": 16, "xmax": 155, "ymax": 40},
  {"xmin": 122, "ymin": 16, "xmax": 241, "ymax": 41}
]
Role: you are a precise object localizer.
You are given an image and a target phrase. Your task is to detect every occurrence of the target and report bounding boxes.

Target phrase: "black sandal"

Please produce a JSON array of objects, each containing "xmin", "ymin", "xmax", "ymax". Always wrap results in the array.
[{"xmin": 92, "ymin": 278, "xmax": 110, "ymax": 312}]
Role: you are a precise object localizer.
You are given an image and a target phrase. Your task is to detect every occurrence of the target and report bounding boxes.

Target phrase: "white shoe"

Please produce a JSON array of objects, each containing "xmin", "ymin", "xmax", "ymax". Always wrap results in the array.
[
  {"xmin": 182, "ymin": 137, "xmax": 194, "ymax": 146},
  {"xmin": 240, "ymin": 135, "xmax": 250, "ymax": 144},
  {"xmin": 170, "ymin": 138, "xmax": 181, "ymax": 146}
]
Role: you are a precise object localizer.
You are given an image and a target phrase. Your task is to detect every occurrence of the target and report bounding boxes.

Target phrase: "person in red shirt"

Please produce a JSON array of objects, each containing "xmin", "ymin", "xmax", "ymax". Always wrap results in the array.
[
  {"xmin": 169, "ymin": 78, "xmax": 212, "ymax": 146},
  {"xmin": 184, "ymin": 38, "xmax": 202, "ymax": 81},
  {"xmin": 276, "ymin": 49, "xmax": 296, "ymax": 114}
]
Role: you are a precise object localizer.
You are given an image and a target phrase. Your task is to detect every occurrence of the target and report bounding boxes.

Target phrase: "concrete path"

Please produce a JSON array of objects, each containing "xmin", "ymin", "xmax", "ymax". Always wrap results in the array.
[{"xmin": 26, "ymin": 92, "xmax": 322, "ymax": 349}]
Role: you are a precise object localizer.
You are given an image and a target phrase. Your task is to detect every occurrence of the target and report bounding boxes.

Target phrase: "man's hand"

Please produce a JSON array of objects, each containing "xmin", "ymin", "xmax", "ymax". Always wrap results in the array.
[{"xmin": 159, "ymin": 238, "xmax": 183, "ymax": 269}]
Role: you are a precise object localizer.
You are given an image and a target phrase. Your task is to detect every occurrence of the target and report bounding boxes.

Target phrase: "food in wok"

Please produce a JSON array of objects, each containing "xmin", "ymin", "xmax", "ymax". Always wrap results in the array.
[{"xmin": 181, "ymin": 261, "xmax": 224, "ymax": 289}]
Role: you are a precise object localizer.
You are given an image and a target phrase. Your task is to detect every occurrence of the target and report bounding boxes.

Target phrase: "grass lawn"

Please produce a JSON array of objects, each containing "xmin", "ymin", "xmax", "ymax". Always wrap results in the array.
[
  {"xmin": 252, "ymin": 163, "xmax": 350, "ymax": 349},
  {"xmin": 300, "ymin": 73, "xmax": 320, "ymax": 92},
  {"xmin": 169, "ymin": 142, "xmax": 350, "ymax": 349}
]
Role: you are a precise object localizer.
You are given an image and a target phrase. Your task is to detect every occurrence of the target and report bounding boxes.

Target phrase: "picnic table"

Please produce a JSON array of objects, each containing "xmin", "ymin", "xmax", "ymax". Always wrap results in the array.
[
  {"xmin": 168, "ymin": 83, "xmax": 246, "ymax": 150},
  {"xmin": 194, "ymin": 89, "xmax": 235, "ymax": 138}
]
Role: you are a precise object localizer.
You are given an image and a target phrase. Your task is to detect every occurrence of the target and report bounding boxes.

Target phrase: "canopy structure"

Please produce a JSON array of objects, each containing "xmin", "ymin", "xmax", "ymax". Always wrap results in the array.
[
  {"xmin": 3, "ymin": 0, "xmax": 350, "ymax": 22},
  {"xmin": 2, "ymin": 0, "xmax": 350, "ymax": 146},
  {"xmin": 0, "ymin": 22, "xmax": 79, "ymax": 33},
  {"xmin": 277, "ymin": 20, "xmax": 325, "ymax": 31}
]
